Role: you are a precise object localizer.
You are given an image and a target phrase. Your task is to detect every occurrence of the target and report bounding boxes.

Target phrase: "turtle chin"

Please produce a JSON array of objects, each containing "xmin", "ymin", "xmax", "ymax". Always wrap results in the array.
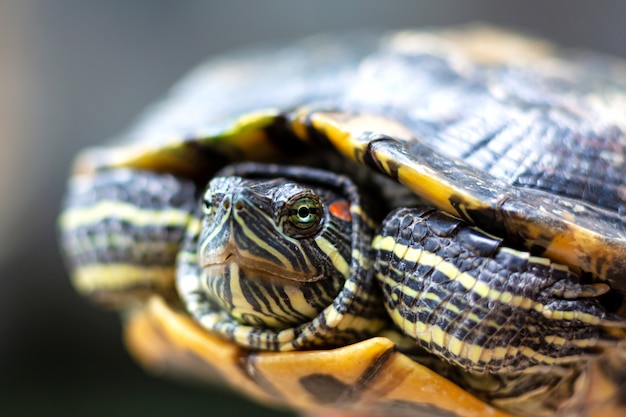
[{"xmin": 201, "ymin": 262, "xmax": 328, "ymax": 330}]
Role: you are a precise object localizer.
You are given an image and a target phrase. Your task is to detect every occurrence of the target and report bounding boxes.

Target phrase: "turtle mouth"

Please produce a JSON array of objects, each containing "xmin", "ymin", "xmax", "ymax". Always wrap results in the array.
[
  {"xmin": 201, "ymin": 251, "xmax": 331, "ymax": 330},
  {"xmin": 201, "ymin": 250, "xmax": 324, "ymax": 283}
]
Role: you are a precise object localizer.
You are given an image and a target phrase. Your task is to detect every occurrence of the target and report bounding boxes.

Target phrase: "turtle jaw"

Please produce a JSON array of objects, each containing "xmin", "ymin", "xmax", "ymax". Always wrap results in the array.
[
  {"xmin": 200, "ymin": 261, "xmax": 327, "ymax": 330},
  {"xmin": 199, "ymin": 244, "xmax": 324, "ymax": 284}
]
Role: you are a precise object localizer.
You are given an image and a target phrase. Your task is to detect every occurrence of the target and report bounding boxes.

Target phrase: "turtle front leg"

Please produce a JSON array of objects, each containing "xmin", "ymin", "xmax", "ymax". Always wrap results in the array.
[
  {"xmin": 58, "ymin": 169, "xmax": 197, "ymax": 307},
  {"xmin": 372, "ymin": 206, "xmax": 626, "ymax": 415}
]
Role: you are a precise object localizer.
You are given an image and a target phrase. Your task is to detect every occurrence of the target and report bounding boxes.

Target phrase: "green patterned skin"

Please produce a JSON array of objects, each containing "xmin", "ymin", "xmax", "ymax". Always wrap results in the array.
[
  {"xmin": 375, "ymin": 207, "xmax": 623, "ymax": 374},
  {"xmin": 176, "ymin": 164, "xmax": 387, "ymax": 351}
]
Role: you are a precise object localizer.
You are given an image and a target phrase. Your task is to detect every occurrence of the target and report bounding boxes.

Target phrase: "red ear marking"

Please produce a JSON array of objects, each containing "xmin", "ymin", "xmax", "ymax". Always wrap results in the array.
[{"xmin": 329, "ymin": 200, "xmax": 352, "ymax": 222}]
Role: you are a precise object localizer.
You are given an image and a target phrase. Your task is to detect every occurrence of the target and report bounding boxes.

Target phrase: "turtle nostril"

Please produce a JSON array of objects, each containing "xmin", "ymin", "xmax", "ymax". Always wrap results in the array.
[
  {"xmin": 222, "ymin": 199, "xmax": 231, "ymax": 209},
  {"xmin": 235, "ymin": 201, "xmax": 244, "ymax": 211}
]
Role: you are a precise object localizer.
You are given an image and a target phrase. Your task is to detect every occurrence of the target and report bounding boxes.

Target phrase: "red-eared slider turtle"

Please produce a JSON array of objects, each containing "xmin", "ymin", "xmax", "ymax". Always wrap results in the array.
[{"xmin": 58, "ymin": 26, "xmax": 626, "ymax": 417}]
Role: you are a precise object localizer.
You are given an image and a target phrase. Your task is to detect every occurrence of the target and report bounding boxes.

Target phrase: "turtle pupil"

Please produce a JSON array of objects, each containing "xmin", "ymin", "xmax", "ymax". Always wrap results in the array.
[{"xmin": 288, "ymin": 196, "xmax": 321, "ymax": 233}]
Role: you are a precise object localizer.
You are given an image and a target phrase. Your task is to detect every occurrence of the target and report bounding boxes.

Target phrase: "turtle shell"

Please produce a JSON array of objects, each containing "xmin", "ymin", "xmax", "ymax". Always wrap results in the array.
[{"xmin": 60, "ymin": 25, "xmax": 626, "ymax": 417}]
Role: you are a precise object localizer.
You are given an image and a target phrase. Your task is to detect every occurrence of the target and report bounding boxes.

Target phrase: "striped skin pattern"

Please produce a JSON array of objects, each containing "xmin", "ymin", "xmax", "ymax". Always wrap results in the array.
[
  {"xmin": 176, "ymin": 164, "xmax": 387, "ymax": 351},
  {"xmin": 56, "ymin": 27, "xmax": 626, "ymax": 416},
  {"xmin": 424, "ymin": 360, "xmax": 585, "ymax": 417},
  {"xmin": 60, "ymin": 164, "xmax": 624, "ymax": 415},
  {"xmin": 59, "ymin": 169, "xmax": 197, "ymax": 305},
  {"xmin": 374, "ymin": 206, "xmax": 626, "ymax": 376},
  {"xmin": 199, "ymin": 175, "xmax": 350, "ymax": 329}
]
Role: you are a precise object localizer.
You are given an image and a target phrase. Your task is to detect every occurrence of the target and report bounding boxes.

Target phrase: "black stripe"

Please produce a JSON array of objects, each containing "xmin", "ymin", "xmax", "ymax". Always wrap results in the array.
[{"xmin": 297, "ymin": 344, "xmax": 396, "ymax": 406}]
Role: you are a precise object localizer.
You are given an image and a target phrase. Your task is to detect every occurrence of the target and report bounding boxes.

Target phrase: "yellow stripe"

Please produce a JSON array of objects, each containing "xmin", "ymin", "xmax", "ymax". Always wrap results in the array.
[
  {"xmin": 198, "ymin": 211, "xmax": 230, "ymax": 254},
  {"xmin": 198, "ymin": 205, "xmax": 310, "ymax": 274},
  {"xmin": 375, "ymin": 235, "xmax": 601, "ymax": 325},
  {"xmin": 237, "ymin": 215, "xmax": 294, "ymax": 270},
  {"xmin": 186, "ymin": 217, "xmax": 202, "ymax": 235},
  {"xmin": 60, "ymin": 200, "xmax": 193, "ymax": 230},
  {"xmin": 380, "ymin": 273, "xmax": 576, "ymax": 370},
  {"xmin": 351, "ymin": 205, "xmax": 377, "ymax": 230},
  {"xmin": 497, "ymin": 246, "xmax": 529, "ymax": 260},
  {"xmin": 72, "ymin": 264, "xmax": 174, "ymax": 294},
  {"xmin": 177, "ymin": 250, "xmax": 199, "ymax": 264},
  {"xmin": 315, "ymin": 236, "xmax": 351, "ymax": 278}
]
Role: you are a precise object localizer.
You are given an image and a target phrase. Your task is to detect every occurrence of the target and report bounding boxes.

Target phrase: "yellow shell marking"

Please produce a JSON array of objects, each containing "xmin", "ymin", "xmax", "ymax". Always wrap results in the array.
[{"xmin": 125, "ymin": 296, "xmax": 517, "ymax": 417}]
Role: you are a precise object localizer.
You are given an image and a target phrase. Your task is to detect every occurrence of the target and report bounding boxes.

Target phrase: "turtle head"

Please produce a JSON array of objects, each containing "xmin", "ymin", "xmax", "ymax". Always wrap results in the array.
[{"xmin": 197, "ymin": 165, "xmax": 354, "ymax": 330}]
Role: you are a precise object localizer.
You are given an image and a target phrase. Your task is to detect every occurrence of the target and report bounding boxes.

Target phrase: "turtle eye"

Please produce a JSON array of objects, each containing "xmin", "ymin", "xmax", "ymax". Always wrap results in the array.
[{"xmin": 287, "ymin": 196, "xmax": 322, "ymax": 235}]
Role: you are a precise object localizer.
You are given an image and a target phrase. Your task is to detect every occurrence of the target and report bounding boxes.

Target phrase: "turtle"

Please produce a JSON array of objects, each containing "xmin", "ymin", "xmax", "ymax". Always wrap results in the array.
[{"xmin": 58, "ymin": 25, "xmax": 626, "ymax": 417}]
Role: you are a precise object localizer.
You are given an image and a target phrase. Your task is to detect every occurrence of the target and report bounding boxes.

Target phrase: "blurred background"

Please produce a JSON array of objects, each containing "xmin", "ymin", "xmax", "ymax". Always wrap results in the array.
[{"xmin": 2, "ymin": 1, "xmax": 626, "ymax": 416}]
